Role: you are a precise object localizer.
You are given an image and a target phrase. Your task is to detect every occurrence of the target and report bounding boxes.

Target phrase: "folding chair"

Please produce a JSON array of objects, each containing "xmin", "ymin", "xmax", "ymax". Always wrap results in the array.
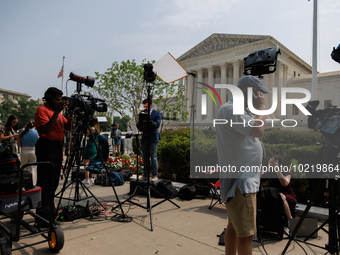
[{"xmin": 208, "ymin": 180, "xmax": 222, "ymax": 209}]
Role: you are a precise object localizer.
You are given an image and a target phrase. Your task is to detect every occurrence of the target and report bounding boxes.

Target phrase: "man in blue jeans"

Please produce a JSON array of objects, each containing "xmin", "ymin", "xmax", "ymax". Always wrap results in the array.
[
  {"xmin": 137, "ymin": 98, "xmax": 161, "ymax": 182},
  {"xmin": 111, "ymin": 123, "xmax": 121, "ymax": 156}
]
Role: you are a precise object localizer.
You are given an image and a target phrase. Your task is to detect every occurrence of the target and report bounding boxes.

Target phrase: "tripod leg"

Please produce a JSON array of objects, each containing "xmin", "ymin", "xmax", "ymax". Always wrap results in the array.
[
  {"xmin": 326, "ymin": 179, "xmax": 339, "ymax": 254},
  {"xmin": 56, "ymin": 152, "xmax": 77, "ymax": 211},
  {"xmin": 148, "ymin": 186, "xmax": 153, "ymax": 231},
  {"xmin": 282, "ymin": 178, "xmax": 325, "ymax": 255},
  {"xmin": 110, "ymin": 184, "xmax": 126, "ymax": 218}
]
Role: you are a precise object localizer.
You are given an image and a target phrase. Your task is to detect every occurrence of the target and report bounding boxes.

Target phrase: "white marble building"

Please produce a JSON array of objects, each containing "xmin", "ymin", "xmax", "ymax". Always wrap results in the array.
[{"xmin": 176, "ymin": 33, "xmax": 320, "ymax": 128}]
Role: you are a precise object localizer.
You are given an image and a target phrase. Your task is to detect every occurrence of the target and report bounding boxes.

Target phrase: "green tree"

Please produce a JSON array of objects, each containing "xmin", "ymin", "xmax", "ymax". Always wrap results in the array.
[
  {"xmin": 16, "ymin": 97, "xmax": 42, "ymax": 128},
  {"xmin": 93, "ymin": 59, "xmax": 188, "ymax": 132},
  {"xmin": 0, "ymin": 95, "xmax": 17, "ymax": 124},
  {"xmin": 112, "ymin": 116, "xmax": 130, "ymax": 132},
  {"xmin": 0, "ymin": 96, "xmax": 41, "ymax": 128}
]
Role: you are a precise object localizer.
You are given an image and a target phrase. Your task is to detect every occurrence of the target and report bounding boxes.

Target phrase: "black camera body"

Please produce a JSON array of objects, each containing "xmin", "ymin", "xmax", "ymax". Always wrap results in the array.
[
  {"xmin": 138, "ymin": 111, "xmax": 149, "ymax": 132},
  {"xmin": 306, "ymin": 100, "xmax": 340, "ymax": 145},
  {"xmin": 244, "ymin": 45, "xmax": 281, "ymax": 76},
  {"xmin": 331, "ymin": 44, "xmax": 340, "ymax": 64},
  {"xmin": 63, "ymin": 94, "xmax": 107, "ymax": 114}
]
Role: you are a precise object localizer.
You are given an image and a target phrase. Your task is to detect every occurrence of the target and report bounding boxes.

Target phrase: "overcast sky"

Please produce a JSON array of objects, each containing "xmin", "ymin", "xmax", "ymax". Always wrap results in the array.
[{"xmin": 1, "ymin": 0, "xmax": 340, "ymax": 101}]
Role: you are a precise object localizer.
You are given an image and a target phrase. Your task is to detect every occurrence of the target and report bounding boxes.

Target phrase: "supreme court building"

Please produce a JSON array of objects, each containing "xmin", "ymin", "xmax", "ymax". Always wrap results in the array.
[{"xmin": 174, "ymin": 33, "xmax": 340, "ymax": 129}]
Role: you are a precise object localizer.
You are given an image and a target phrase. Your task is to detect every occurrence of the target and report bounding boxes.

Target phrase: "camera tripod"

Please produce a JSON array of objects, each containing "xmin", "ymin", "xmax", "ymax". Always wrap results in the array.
[
  {"xmin": 282, "ymin": 142, "xmax": 340, "ymax": 255},
  {"xmin": 282, "ymin": 141, "xmax": 340, "ymax": 255},
  {"xmin": 55, "ymin": 115, "xmax": 104, "ymax": 209},
  {"xmin": 111, "ymin": 84, "xmax": 180, "ymax": 231},
  {"xmin": 55, "ymin": 92, "xmax": 125, "ymax": 219}
]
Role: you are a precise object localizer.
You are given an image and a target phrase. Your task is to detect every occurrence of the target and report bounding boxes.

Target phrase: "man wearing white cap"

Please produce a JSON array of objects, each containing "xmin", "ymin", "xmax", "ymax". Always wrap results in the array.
[{"xmin": 216, "ymin": 75, "xmax": 271, "ymax": 255}]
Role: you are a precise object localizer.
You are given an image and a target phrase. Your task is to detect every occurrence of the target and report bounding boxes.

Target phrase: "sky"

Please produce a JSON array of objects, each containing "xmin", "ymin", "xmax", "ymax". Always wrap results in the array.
[{"xmin": 1, "ymin": 0, "xmax": 340, "ymax": 101}]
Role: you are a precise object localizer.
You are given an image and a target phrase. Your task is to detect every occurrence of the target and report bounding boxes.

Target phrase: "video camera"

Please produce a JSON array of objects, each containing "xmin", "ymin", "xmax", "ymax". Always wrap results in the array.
[
  {"xmin": 331, "ymin": 44, "xmax": 340, "ymax": 64},
  {"xmin": 62, "ymin": 94, "xmax": 107, "ymax": 114},
  {"xmin": 64, "ymin": 72, "xmax": 108, "ymax": 115},
  {"xmin": 306, "ymin": 100, "xmax": 340, "ymax": 145},
  {"xmin": 244, "ymin": 45, "xmax": 281, "ymax": 76}
]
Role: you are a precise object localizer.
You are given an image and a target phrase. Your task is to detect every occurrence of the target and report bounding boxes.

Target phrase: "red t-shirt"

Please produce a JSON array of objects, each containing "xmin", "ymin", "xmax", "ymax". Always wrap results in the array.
[{"xmin": 35, "ymin": 103, "xmax": 67, "ymax": 142}]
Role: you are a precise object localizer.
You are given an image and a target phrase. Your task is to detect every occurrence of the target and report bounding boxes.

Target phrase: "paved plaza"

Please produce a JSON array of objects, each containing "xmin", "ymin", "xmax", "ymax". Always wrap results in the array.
[{"xmin": 3, "ymin": 177, "xmax": 333, "ymax": 255}]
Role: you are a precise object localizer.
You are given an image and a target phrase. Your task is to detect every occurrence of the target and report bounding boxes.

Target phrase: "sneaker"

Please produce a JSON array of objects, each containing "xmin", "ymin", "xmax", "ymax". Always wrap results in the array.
[
  {"xmin": 82, "ymin": 179, "xmax": 90, "ymax": 184},
  {"xmin": 89, "ymin": 178, "xmax": 94, "ymax": 183},
  {"xmin": 151, "ymin": 177, "xmax": 159, "ymax": 182},
  {"xmin": 139, "ymin": 176, "xmax": 148, "ymax": 181}
]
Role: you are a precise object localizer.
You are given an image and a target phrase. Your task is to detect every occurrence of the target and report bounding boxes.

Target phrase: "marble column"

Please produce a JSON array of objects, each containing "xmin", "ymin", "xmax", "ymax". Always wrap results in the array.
[
  {"xmin": 220, "ymin": 63, "xmax": 228, "ymax": 104},
  {"xmin": 283, "ymin": 64, "xmax": 289, "ymax": 118},
  {"xmin": 206, "ymin": 66, "xmax": 214, "ymax": 120},
  {"xmin": 232, "ymin": 61, "xmax": 241, "ymax": 85},
  {"xmin": 195, "ymin": 69, "xmax": 204, "ymax": 122}
]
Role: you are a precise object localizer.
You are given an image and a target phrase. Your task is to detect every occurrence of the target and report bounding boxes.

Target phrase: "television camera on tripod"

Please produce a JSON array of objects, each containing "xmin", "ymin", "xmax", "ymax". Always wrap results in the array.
[
  {"xmin": 56, "ymin": 72, "xmax": 126, "ymax": 220},
  {"xmin": 283, "ymin": 45, "xmax": 340, "ymax": 255}
]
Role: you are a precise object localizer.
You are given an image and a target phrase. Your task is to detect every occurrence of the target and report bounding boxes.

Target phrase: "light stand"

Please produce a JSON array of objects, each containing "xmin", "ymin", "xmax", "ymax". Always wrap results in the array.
[
  {"xmin": 187, "ymin": 72, "xmax": 196, "ymax": 179},
  {"xmin": 111, "ymin": 70, "xmax": 180, "ymax": 231}
]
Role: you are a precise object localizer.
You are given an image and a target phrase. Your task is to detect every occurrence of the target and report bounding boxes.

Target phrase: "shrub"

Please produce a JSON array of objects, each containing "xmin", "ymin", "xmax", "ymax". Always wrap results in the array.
[
  {"xmin": 288, "ymin": 145, "xmax": 323, "ymax": 166},
  {"xmin": 262, "ymin": 128, "xmax": 323, "ymax": 146},
  {"xmin": 158, "ymin": 128, "xmax": 217, "ymax": 182},
  {"xmin": 157, "ymin": 129, "xmax": 190, "ymax": 182},
  {"xmin": 263, "ymin": 143, "xmax": 298, "ymax": 166}
]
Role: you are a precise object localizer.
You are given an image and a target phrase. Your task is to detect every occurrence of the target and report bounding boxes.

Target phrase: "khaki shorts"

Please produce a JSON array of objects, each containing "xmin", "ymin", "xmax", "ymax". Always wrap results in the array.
[{"xmin": 225, "ymin": 188, "xmax": 257, "ymax": 238}]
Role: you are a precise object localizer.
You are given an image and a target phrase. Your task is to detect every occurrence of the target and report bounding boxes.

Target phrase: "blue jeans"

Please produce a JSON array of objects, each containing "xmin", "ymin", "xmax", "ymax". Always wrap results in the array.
[{"xmin": 141, "ymin": 141, "xmax": 158, "ymax": 178}]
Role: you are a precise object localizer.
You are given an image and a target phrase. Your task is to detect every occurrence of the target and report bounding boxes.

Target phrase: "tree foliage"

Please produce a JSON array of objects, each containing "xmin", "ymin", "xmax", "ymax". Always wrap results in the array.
[
  {"xmin": 112, "ymin": 116, "xmax": 130, "ymax": 132},
  {"xmin": 93, "ymin": 59, "xmax": 188, "ymax": 132},
  {"xmin": 0, "ymin": 95, "xmax": 41, "ymax": 129}
]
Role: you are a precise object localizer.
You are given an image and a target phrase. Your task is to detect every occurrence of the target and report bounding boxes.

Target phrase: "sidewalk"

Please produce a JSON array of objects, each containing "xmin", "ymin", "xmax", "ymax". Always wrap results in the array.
[{"xmin": 7, "ymin": 178, "xmax": 332, "ymax": 255}]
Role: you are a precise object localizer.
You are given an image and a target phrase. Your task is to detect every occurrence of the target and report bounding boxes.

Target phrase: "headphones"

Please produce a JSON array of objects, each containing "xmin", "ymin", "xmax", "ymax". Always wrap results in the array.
[{"xmin": 44, "ymin": 92, "xmax": 52, "ymax": 102}]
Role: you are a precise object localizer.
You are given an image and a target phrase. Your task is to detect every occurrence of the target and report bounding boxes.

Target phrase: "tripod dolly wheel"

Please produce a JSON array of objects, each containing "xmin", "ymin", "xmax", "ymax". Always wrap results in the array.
[
  {"xmin": 48, "ymin": 225, "xmax": 64, "ymax": 253},
  {"xmin": 0, "ymin": 237, "xmax": 11, "ymax": 255}
]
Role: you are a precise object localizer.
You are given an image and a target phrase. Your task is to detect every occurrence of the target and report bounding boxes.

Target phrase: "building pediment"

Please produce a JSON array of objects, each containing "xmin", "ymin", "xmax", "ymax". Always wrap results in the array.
[{"xmin": 177, "ymin": 33, "xmax": 270, "ymax": 62}]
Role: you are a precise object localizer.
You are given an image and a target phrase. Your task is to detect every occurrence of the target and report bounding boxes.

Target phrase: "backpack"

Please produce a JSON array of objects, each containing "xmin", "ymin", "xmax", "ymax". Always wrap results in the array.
[
  {"xmin": 178, "ymin": 184, "xmax": 197, "ymax": 200},
  {"xmin": 118, "ymin": 169, "xmax": 133, "ymax": 181},
  {"xmin": 86, "ymin": 155, "xmax": 104, "ymax": 174},
  {"xmin": 155, "ymin": 179, "xmax": 178, "ymax": 199},
  {"xmin": 97, "ymin": 135, "xmax": 109, "ymax": 162},
  {"xmin": 194, "ymin": 184, "xmax": 211, "ymax": 197},
  {"xmin": 108, "ymin": 171, "xmax": 125, "ymax": 186}
]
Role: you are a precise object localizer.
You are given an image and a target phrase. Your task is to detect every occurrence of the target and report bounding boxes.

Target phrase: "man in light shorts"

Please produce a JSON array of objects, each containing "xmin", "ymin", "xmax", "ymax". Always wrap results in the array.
[{"xmin": 216, "ymin": 75, "xmax": 270, "ymax": 255}]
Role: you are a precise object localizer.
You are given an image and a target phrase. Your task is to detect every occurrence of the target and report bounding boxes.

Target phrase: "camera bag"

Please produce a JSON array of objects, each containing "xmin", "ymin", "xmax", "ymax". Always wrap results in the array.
[
  {"xmin": 0, "ymin": 171, "xmax": 33, "ymax": 195},
  {"xmin": 154, "ymin": 179, "xmax": 178, "ymax": 199},
  {"xmin": 58, "ymin": 204, "xmax": 90, "ymax": 222},
  {"xmin": 71, "ymin": 169, "xmax": 85, "ymax": 182},
  {"xmin": 118, "ymin": 169, "xmax": 133, "ymax": 181},
  {"xmin": 0, "ymin": 152, "xmax": 20, "ymax": 175},
  {"xmin": 178, "ymin": 184, "xmax": 197, "ymax": 200},
  {"xmin": 194, "ymin": 184, "xmax": 211, "ymax": 197}
]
